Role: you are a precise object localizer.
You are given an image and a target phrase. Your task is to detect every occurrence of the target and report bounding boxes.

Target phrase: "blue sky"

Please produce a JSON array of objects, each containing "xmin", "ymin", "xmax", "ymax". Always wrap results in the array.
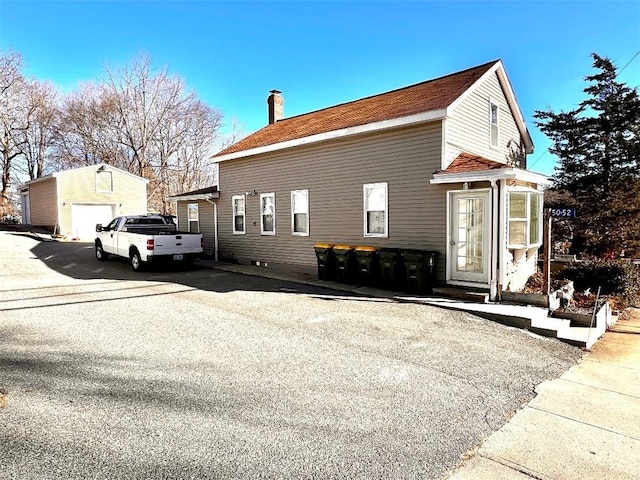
[{"xmin": 1, "ymin": 1, "xmax": 638, "ymax": 176}]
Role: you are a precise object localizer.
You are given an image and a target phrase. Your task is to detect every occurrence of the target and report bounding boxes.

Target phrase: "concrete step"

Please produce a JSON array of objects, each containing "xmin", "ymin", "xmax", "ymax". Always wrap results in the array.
[
  {"xmin": 432, "ymin": 287, "xmax": 489, "ymax": 303},
  {"xmin": 418, "ymin": 297, "xmax": 595, "ymax": 348},
  {"xmin": 558, "ymin": 326, "xmax": 601, "ymax": 349}
]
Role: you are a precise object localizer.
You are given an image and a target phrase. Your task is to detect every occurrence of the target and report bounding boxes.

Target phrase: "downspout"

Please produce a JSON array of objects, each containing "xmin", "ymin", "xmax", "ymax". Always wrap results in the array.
[
  {"xmin": 498, "ymin": 179, "xmax": 507, "ymax": 298},
  {"xmin": 205, "ymin": 198, "xmax": 219, "ymax": 262},
  {"xmin": 490, "ymin": 180, "xmax": 499, "ymax": 301}
]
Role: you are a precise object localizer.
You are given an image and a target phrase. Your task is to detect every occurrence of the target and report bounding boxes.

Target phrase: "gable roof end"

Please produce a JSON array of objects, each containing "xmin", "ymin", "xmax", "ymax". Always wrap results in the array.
[{"xmin": 214, "ymin": 60, "xmax": 501, "ymax": 161}]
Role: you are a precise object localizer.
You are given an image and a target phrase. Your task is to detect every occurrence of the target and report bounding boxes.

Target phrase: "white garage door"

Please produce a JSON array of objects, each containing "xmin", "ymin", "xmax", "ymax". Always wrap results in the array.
[{"xmin": 71, "ymin": 204, "xmax": 115, "ymax": 240}]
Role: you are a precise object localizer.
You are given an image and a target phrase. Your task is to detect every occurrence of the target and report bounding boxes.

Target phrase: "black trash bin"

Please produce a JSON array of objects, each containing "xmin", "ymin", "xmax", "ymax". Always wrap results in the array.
[
  {"xmin": 401, "ymin": 250, "xmax": 437, "ymax": 294},
  {"xmin": 379, "ymin": 248, "xmax": 405, "ymax": 291},
  {"xmin": 313, "ymin": 243, "xmax": 336, "ymax": 281},
  {"xmin": 333, "ymin": 245, "xmax": 358, "ymax": 284},
  {"xmin": 354, "ymin": 246, "xmax": 380, "ymax": 287}
]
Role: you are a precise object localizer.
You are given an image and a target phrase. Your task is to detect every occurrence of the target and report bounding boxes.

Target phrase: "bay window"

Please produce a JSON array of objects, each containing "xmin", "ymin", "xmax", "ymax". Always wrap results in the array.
[{"xmin": 508, "ymin": 190, "xmax": 543, "ymax": 248}]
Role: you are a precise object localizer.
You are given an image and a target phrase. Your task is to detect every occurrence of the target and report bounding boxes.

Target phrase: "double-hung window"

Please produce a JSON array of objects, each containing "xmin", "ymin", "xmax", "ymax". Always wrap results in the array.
[
  {"xmin": 232, "ymin": 195, "xmax": 245, "ymax": 234},
  {"xmin": 187, "ymin": 203, "xmax": 199, "ymax": 233},
  {"xmin": 291, "ymin": 189, "xmax": 309, "ymax": 236},
  {"xmin": 363, "ymin": 182, "xmax": 388, "ymax": 237},
  {"xmin": 490, "ymin": 100, "xmax": 499, "ymax": 149},
  {"xmin": 508, "ymin": 190, "xmax": 543, "ymax": 248},
  {"xmin": 260, "ymin": 193, "xmax": 276, "ymax": 235}
]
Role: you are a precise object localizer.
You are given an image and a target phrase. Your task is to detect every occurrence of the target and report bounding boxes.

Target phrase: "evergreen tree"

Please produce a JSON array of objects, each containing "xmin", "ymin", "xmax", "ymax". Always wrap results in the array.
[{"xmin": 535, "ymin": 53, "xmax": 640, "ymax": 257}]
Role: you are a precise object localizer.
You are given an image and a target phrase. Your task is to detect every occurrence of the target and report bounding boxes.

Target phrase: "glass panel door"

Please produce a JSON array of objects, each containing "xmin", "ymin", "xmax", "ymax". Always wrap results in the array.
[{"xmin": 450, "ymin": 191, "xmax": 491, "ymax": 283}]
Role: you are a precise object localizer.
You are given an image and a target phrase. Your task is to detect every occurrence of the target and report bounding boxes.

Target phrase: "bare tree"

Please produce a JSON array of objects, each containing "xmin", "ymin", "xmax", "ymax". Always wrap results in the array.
[
  {"xmin": 0, "ymin": 51, "xmax": 36, "ymax": 216},
  {"xmin": 14, "ymin": 80, "xmax": 59, "ymax": 180},
  {"xmin": 52, "ymin": 82, "xmax": 119, "ymax": 169},
  {"xmin": 102, "ymin": 53, "xmax": 223, "ymax": 212},
  {"xmin": 26, "ymin": 51, "xmax": 224, "ymax": 214}
]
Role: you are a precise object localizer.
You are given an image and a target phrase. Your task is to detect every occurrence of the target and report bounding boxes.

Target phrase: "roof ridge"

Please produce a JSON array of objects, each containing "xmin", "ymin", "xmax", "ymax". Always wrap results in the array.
[
  {"xmin": 274, "ymin": 59, "xmax": 501, "ymax": 125},
  {"xmin": 214, "ymin": 59, "xmax": 503, "ymax": 159}
]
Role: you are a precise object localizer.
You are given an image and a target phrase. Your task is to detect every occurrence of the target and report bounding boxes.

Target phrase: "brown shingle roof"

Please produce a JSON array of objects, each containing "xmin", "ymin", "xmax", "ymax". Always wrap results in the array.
[
  {"xmin": 215, "ymin": 60, "xmax": 499, "ymax": 157},
  {"xmin": 441, "ymin": 152, "xmax": 508, "ymax": 173}
]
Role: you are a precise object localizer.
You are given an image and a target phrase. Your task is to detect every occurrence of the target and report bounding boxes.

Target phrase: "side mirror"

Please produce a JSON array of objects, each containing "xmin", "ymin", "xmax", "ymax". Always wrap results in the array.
[{"xmin": 96, "ymin": 224, "xmax": 103, "ymax": 232}]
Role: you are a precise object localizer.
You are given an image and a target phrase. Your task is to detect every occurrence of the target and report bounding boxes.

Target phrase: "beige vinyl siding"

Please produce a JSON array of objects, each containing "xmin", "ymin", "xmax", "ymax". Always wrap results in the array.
[
  {"xmin": 176, "ymin": 200, "xmax": 215, "ymax": 256},
  {"xmin": 57, "ymin": 167, "xmax": 147, "ymax": 235},
  {"xmin": 28, "ymin": 178, "xmax": 58, "ymax": 227},
  {"xmin": 446, "ymin": 71, "xmax": 525, "ymax": 166},
  {"xmin": 217, "ymin": 122, "xmax": 448, "ymax": 281}
]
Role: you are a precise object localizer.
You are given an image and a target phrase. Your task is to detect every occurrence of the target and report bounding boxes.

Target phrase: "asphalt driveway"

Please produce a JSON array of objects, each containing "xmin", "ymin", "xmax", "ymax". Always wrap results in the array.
[{"xmin": 0, "ymin": 231, "xmax": 583, "ymax": 479}]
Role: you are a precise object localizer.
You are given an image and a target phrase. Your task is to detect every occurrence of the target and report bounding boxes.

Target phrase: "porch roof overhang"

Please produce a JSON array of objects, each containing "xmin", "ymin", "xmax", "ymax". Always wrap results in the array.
[
  {"xmin": 167, "ymin": 186, "xmax": 220, "ymax": 202},
  {"xmin": 430, "ymin": 167, "xmax": 551, "ymax": 186},
  {"xmin": 430, "ymin": 152, "xmax": 551, "ymax": 187}
]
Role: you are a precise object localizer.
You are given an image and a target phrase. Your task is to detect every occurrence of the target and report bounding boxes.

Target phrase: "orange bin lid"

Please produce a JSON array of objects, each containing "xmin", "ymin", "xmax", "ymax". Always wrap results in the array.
[
  {"xmin": 355, "ymin": 245, "xmax": 378, "ymax": 252},
  {"xmin": 333, "ymin": 244, "xmax": 355, "ymax": 250},
  {"xmin": 314, "ymin": 243, "xmax": 335, "ymax": 248}
]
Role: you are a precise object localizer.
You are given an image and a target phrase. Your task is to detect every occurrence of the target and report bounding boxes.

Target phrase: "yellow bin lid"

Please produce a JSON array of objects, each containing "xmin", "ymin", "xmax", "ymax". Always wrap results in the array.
[
  {"xmin": 314, "ymin": 243, "xmax": 335, "ymax": 248},
  {"xmin": 355, "ymin": 245, "xmax": 378, "ymax": 252},
  {"xmin": 333, "ymin": 244, "xmax": 355, "ymax": 250}
]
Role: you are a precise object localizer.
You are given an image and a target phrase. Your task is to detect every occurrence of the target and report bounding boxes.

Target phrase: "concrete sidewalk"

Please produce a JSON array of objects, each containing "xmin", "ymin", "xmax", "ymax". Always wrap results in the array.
[{"xmin": 448, "ymin": 308, "xmax": 640, "ymax": 480}]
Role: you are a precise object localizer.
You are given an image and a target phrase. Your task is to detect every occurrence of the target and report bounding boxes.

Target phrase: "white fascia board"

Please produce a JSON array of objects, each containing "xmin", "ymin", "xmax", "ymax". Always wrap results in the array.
[
  {"xmin": 23, "ymin": 164, "xmax": 149, "ymax": 186},
  {"xmin": 447, "ymin": 60, "xmax": 534, "ymax": 154},
  {"xmin": 430, "ymin": 167, "xmax": 551, "ymax": 186},
  {"xmin": 22, "ymin": 173, "xmax": 56, "ymax": 187},
  {"xmin": 167, "ymin": 193, "xmax": 220, "ymax": 202},
  {"xmin": 214, "ymin": 109, "xmax": 448, "ymax": 162}
]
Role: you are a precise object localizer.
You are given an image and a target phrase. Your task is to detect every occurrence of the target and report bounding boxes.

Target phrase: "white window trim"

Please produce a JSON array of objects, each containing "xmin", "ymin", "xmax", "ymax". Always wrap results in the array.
[
  {"xmin": 187, "ymin": 203, "xmax": 200, "ymax": 233},
  {"xmin": 489, "ymin": 98, "xmax": 499, "ymax": 150},
  {"xmin": 291, "ymin": 189, "xmax": 309, "ymax": 236},
  {"xmin": 363, "ymin": 182, "xmax": 388, "ymax": 238},
  {"xmin": 260, "ymin": 192, "xmax": 276, "ymax": 236},
  {"xmin": 95, "ymin": 170, "xmax": 114, "ymax": 193},
  {"xmin": 507, "ymin": 188, "xmax": 543, "ymax": 249},
  {"xmin": 232, "ymin": 194, "xmax": 246, "ymax": 235}
]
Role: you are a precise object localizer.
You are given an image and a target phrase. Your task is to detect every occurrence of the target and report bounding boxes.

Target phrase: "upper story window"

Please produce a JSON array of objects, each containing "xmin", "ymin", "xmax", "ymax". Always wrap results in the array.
[
  {"xmin": 232, "ymin": 195, "xmax": 245, "ymax": 234},
  {"xmin": 363, "ymin": 182, "xmax": 388, "ymax": 237},
  {"xmin": 260, "ymin": 192, "xmax": 275, "ymax": 235},
  {"xmin": 291, "ymin": 189, "xmax": 309, "ymax": 236},
  {"xmin": 490, "ymin": 100, "xmax": 499, "ymax": 149},
  {"xmin": 508, "ymin": 190, "xmax": 543, "ymax": 248}
]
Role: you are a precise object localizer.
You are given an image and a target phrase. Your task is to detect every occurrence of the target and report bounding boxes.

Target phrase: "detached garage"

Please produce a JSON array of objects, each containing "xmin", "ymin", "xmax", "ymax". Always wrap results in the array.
[{"xmin": 20, "ymin": 164, "xmax": 148, "ymax": 240}]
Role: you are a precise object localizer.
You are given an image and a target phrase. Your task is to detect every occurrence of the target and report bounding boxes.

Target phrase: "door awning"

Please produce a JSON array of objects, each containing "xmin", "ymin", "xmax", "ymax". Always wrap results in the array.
[{"xmin": 431, "ymin": 153, "xmax": 551, "ymax": 186}]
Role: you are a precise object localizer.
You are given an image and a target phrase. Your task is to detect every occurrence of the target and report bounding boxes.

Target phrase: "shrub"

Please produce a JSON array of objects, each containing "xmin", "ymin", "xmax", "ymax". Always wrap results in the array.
[{"xmin": 558, "ymin": 259, "xmax": 640, "ymax": 307}]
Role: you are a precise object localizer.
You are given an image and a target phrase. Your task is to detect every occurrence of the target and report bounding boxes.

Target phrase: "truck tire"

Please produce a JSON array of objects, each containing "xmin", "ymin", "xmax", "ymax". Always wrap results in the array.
[
  {"xmin": 95, "ymin": 242, "xmax": 109, "ymax": 261},
  {"xmin": 130, "ymin": 250, "xmax": 143, "ymax": 271}
]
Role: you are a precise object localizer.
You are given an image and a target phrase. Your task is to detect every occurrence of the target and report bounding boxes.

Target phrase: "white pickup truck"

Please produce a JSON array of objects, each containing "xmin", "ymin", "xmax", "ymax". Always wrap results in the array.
[{"xmin": 95, "ymin": 215, "xmax": 203, "ymax": 271}]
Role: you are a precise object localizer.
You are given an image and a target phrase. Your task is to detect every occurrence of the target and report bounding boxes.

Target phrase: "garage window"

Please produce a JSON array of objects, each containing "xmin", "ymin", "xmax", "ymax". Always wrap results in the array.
[{"xmin": 96, "ymin": 170, "xmax": 113, "ymax": 192}]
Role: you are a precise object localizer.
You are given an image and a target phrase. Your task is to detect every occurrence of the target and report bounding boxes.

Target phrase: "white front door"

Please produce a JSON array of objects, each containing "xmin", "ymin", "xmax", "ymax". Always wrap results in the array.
[{"xmin": 449, "ymin": 191, "xmax": 491, "ymax": 284}]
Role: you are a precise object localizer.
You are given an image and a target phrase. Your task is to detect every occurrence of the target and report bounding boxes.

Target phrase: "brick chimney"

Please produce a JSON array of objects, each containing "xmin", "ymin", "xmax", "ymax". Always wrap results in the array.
[{"xmin": 267, "ymin": 90, "xmax": 284, "ymax": 124}]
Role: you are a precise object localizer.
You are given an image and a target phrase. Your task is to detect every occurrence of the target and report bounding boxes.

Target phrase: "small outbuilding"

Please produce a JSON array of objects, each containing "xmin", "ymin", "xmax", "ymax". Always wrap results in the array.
[
  {"xmin": 20, "ymin": 164, "xmax": 148, "ymax": 240},
  {"xmin": 167, "ymin": 186, "xmax": 220, "ymax": 258}
]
